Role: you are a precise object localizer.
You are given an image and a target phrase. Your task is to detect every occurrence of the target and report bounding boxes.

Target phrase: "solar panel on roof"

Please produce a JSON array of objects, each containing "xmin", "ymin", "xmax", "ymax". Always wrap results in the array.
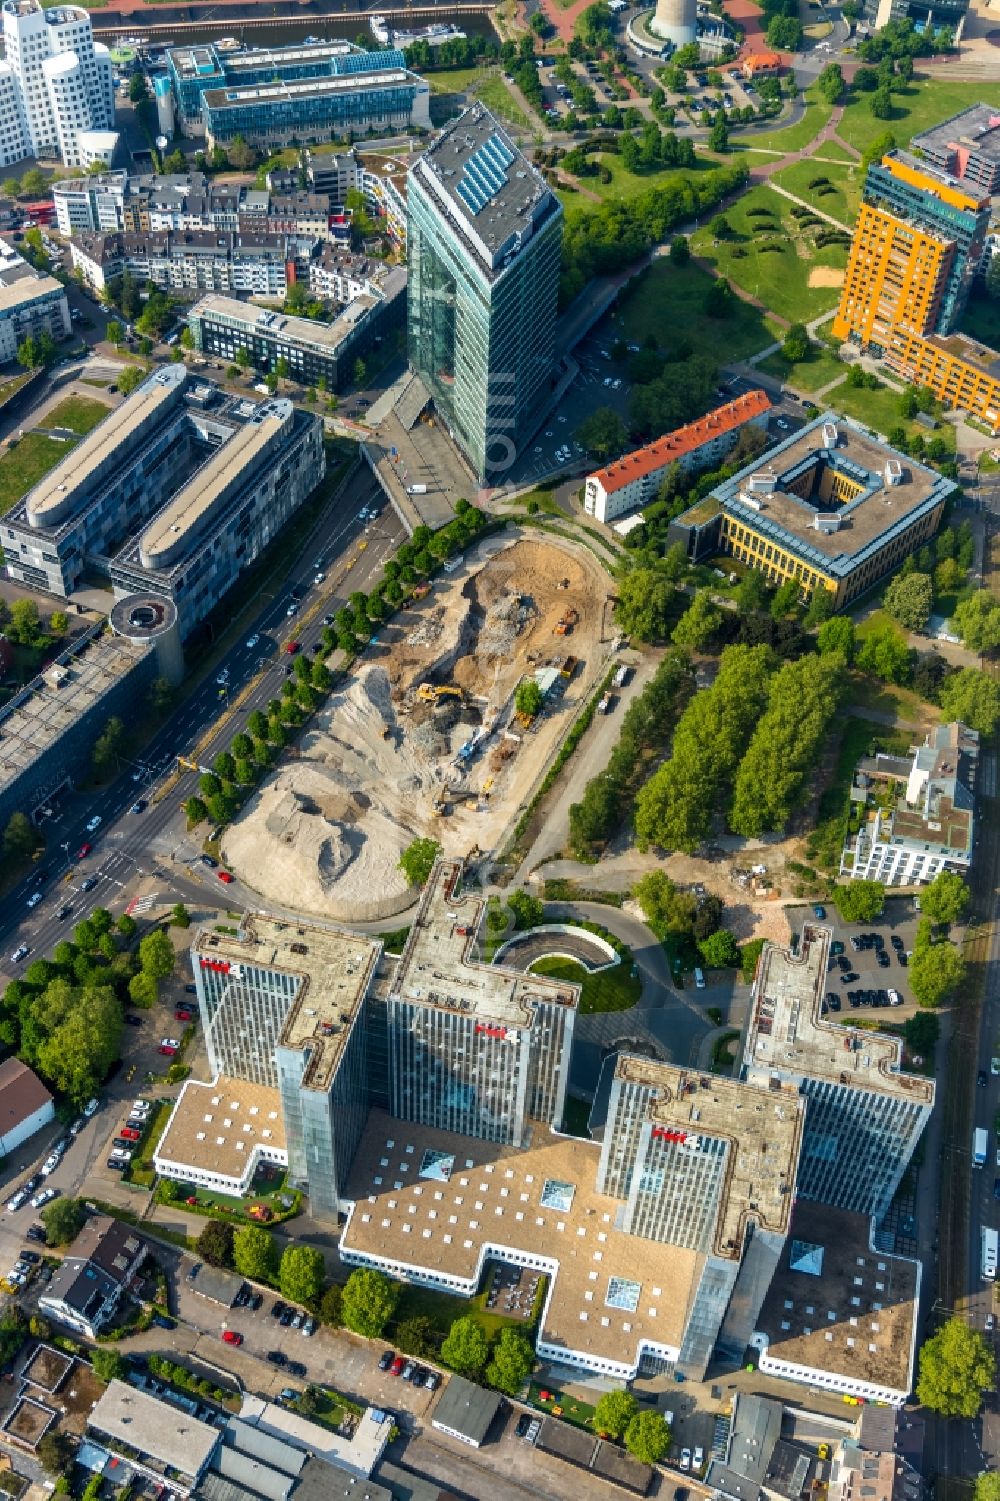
[{"xmin": 455, "ymin": 132, "xmax": 516, "ymax": 215}]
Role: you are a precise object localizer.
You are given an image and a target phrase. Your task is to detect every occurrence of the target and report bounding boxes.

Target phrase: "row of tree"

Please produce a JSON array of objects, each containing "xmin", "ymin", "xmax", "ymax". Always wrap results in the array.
[
  {"xmin": 568, "ymin": 651, "xmax": 691, "ymax": 859},
  {"xmin": 634, "ymin": 644, "xmax": 773, "ymax": 853}
]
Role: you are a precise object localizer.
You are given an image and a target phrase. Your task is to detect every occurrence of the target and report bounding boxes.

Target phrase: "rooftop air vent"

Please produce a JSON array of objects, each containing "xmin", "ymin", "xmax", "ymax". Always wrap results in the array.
[{"xmin": 822, "ymin": 422, "xmax": 839, "ymax": 449}]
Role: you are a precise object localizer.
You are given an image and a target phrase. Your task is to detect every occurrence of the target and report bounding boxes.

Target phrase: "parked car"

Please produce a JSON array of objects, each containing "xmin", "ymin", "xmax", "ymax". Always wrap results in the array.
[
  {"xmin": 83, "ymin": 1098, "xmax": 99, "ymax": 1117},
  {"xmin": 680, "ymin": 1449, "xmax": 692, "ymax": 1471},
  {"xmin": 159, "ymin": 1038, "xmax": 180, "ymax": 1055},
  {"xmin": 693, "ymin": 1447, "xmax": 705, "ymax": 1471},
  {"xmin": 389, "ymin": 1356, "xmax": 404, "ymax": 1376},
  {"xmin": 222, "ymin": 1330, "xmax": 243, "ymax": 1346},
  {"xmin": 30, "ymin": 1188, "xmax": 58, "ymax": 1210},
  {"xmin": 25, "ymin": 1226, "xmax": 46, "ymax": 1244},
  {"xmin": 26, "ymin": 892, "xmax": 41, "ymax": 909},
  {"xmin": 125, "ymin": 1013, "xmax": 142, "ymax": 1027},
  {"xmin": 287, "ymin": 1360, "xmax": 306, "ymax": 1379},
  {"xmin": 267, "ymin": 1351, "xmax": 288, "ymax": 1366},
  {"xmin": 130, "ymin": 800, "xmax": 146, "ymax": 815},
  {"xmin": 218, "ymin": 871, "xmax": 234, "ymax": 885},
  {"xmin": 76, "ymin": 843, "xmax": 92, "ymax": 859},
  {"xmin": 425, "ymin": 1369, "xmax": 441, "ymax": 1390},
  {"xmin": 271, "ymin": 1301, "xmax": 287, "ymax": 1320},
  {"xmin": 175, "ymin": 1008, "xmax": 193, "ymax": 1022},
  {"xmin": 378, "ymin": 1350, "xmax": 395, "ymax": 1371},
  {"xmin": 201, "ymin": 855, "xmax": 218, "ymax": 869}
]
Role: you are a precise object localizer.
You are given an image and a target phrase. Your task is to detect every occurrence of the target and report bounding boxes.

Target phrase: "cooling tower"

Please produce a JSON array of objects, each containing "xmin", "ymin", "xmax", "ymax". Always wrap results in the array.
[{"xmin": 650, "ymin": 0, "xmax": 698, "ymax": 46}]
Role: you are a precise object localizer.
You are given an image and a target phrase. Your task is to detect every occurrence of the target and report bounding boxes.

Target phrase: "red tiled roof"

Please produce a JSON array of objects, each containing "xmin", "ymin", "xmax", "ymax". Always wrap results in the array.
[
  {"xmin": 743, "ymin": 51, "xmax": 782, "ymax": 70},
  {"xmin": 590, "ymin": 389, "xmax": 772, "ymax": 496}
]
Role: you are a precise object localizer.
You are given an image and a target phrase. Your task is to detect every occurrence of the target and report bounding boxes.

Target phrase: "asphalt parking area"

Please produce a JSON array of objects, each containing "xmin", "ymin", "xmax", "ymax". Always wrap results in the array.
[{"xmin": 788, "ymin": 900, "xmax": 925, "ymax": 1018}]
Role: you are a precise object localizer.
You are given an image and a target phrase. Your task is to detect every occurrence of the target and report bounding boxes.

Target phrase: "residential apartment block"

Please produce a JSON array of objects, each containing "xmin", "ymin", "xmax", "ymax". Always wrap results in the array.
[
  {"xmin": 0, "ymin": 238, "xmax": 69, "ymax": 362},
  {"xmin": 38, "ymin": 1217, "xmax": 146, "ymax": 1339},
  {"xmin": 841, "ymin": 720, "xmax": 978, "ymax": 885},
  {"xmin": 743, "ymin": 924, "xmax": 935, "ymax": 1221},
  {"xmin": 51, "ymin": 169, "xmax": 126, "ymax": 234},
  {"xmin": 584, "ymin": 389, "xmax": 771, "ymax": 524},
  {"xmin": 2, "ymin": 367, "xmax": 324, "ymax": 638},
  {"xmin": 1, "ymin": 0, "xmax": 116, "ymax": 168},
  {"xmin": 188, "ymin": 281, "xmax": 405, "ymax": 392},
  {"xmin": 668, "ymin": 413, "xmax": 953, "ymax": 610},
  {"xmin": 407, "ymin": 106, "xmax": 563, "ymax": 483},
  {"xmin": 832, "ymin": 147, "xmax": 1000, "ymax": 434},
  {"xmin": 69, "ymin": 229, "xmax": 295, "ymax": 297},
  {"xmin": 165, "ymin": 38, "xmax": 429, "ymax": 149}
]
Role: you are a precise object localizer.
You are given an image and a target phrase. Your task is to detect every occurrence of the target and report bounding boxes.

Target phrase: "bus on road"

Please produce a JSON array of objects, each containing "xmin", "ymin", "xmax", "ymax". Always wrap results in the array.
[{"xmin": 982, "ymin": 1226, "xmax": 998, "ymax": 1282}]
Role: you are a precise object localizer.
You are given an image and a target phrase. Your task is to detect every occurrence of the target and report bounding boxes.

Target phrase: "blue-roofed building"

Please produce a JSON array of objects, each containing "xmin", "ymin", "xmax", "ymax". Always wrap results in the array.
[
  {"xmin": 165, "ymin": 38, "xmax": 429, "ymax": 149},
  {"xmin": 667, "ymin": 412, "xmax": 953, "ymax": 611},
  {"xmin": 406, "ymin": 105, "xmax": 563, "ymax": 484}
]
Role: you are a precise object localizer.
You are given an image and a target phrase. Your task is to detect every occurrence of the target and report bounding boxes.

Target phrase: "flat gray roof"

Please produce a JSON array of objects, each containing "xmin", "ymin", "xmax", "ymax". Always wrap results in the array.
[
  {"xmin": 431, "ymin": 1376, "xmax": 501, "ymax": 1445},
  {"xmin": 89, "ymin": 1381, "xmax": 219, "ymax": 1479},
  {"xmin": 912, "ymin": 103, "xmax": 1000, "ymax": 165},
  {"xmin": 202, "ymin": 67, "xmax": 418, "ymax": 111},
  {"xmin": 190, "ymin": 295, "xmax": 381, "ymax": 355}
]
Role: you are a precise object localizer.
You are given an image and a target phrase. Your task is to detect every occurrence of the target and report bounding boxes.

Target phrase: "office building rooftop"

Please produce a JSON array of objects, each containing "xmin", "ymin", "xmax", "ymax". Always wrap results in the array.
[
  {"xmin": 154, "ymin": 1076, "xmax": 285, "ymax": 1181},
  {"xmin": 0, "ymin": 626, "xmax": 150, "ymax": 785},
  {"xmin": 608, "ymin": 1056, "xmax": 805, "ymax": 1257},
  {"xmin": 912, "ymin": 104, "xmax": 1000, "ymax": 168},
  {"xmin": 202, "ymin": 67, "xmax": 415, "ymax": 112},
  {"xmin": 190, "ymin": 293, "xmax": 396, "ymax": 353},
  {"xmin": 411, "ymin": 104, "xmax": 560, "ymax": 273},
  {"xmin": 139, "ymin": 400, "xmax": 292, "ymax": 570},
  {"xmin": 26, "ymin": 366, "xmax": 186, "ymax": 527},
  {"xmin": 744, "ymin": 925, "xmax": 934, "ymax": 1105},
  {"xmin": 392, "ymin": 859, "xmax": 580, "ymax": 1029},
  {"xmin": 342, "ymin": 1108, "xmax": 700, "ymax": 1367},
  {"xmin": 89, "ymin": 1381, "xmax": 219, "ymax": 1480},
  {"xmin": 194, "ymin": 915, "xmax": 381, "ymax": 1094},
  {"xmin": 708, "ymin": 414, "xmax": 953, "ymax": 580},
  {"xmin": 754, "ymin": 1199, "xmax": 919, "ymax": 1396}
]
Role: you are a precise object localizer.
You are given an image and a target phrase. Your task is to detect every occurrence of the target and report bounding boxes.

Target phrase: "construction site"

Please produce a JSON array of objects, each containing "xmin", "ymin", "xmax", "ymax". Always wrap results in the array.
[{"xmin": 222, "ymin": 533, "xmax": 614, "ymax": 922}]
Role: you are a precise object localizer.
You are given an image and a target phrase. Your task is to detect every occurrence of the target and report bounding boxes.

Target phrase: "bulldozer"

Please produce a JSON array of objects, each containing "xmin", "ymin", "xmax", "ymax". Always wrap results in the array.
[{"xmin": 553, "ymin": 608, "xmax": 579, "ymax": 637}]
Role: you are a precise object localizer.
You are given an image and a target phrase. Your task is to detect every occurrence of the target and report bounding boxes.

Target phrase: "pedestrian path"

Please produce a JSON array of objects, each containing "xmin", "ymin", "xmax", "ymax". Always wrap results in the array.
[{"xmin": 767, "ymin": 180, "xmax": 851, "ymax": 232}]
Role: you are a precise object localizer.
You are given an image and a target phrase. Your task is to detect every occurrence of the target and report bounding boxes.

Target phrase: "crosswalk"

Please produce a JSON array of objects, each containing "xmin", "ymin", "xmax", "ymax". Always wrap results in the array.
[{"xmin": 125, "ymin": 894, "xmax": 158, "ymax": 916}]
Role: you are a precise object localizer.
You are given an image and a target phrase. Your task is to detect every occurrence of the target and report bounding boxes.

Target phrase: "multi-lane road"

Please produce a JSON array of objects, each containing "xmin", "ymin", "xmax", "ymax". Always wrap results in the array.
[{"xmin": 3, "ymin": 462, "xmax": 404, "ymax": 970}]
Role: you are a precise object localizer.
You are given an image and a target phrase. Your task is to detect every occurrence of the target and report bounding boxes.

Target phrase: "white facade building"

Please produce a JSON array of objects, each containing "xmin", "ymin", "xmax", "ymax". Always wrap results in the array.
[
  {"xmin": 1, "ymin": 0, "xmax": 116, "ymax": 168},
  {"xmin": 53, "ymin": 170, "xmax": 126, "ymax": 235},
  {"xmin": 0, "ymin": 238, "xmax": 70, "ymax": 361}
]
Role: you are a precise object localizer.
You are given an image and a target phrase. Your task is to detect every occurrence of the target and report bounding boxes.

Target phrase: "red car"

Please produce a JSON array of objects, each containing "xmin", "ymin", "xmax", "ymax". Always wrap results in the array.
[
  {"xmin": 76, "ymin": 843, "xmax": 92, "ymax": 859},
  {"xmin": 158, "ymin": 1044, "xmax": 177, "ymax": 1056},
  {"xmin": 120, "ymin": 1127, "xmax": 141, "ymax": 1141},
  {"xmin": 222, "ymin": 1330, "xmax": 243, "ymax": 1346},
  {"xmin": 175, "ymin": 1008, "xmax": 193, "ymax": 1022},
  {"xmin": 285, "ymin": 640, "xmax": 300, "ymax": 655},
  {"xmin": 389, "ymin": 1355, "xmax": 404, "ymax": 1376},
  {"xmin": 218, "ymin": 871, "xmax": 234, "ymax": 884}
]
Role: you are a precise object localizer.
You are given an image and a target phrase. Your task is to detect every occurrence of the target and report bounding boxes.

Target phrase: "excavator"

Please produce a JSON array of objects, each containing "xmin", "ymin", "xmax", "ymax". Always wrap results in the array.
[{"xmin": 416, "ymin": 681, "xmax": 464, "ymax": 703}]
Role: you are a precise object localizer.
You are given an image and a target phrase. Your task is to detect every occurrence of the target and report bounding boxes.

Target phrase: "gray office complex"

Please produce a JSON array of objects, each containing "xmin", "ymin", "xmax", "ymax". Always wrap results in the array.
[
  {"xmin": 407, "ymin": 105, "xmax": 563, "ymax": 483},
  {"xmin": 2, "ymin": 368, "xmax": 324, "ymax": 638},
  {"xmin": 911, "ymin": 104, "xmax": 1000, "ymax": 197},
  {"xmin": 0, "ymin": 619, "xmax": 156, "ymax": 828},
  {"xmin": 188, "ymin": 284, "xmax": 405, "ymax": 393},
  {"xmin": 742, "ymin": 924, "xmax": 935, "ymax": 1220}
]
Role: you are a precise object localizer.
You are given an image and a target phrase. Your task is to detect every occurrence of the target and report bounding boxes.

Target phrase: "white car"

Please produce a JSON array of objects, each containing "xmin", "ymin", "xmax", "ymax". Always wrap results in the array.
[
  {"xmin": 216, "ymin": 669, "xmax": 230, "ymax": 685},
  {"xmin": 132, "ymin": 1099, "xmax": 151, "ymax": 1114},
  {"xmin": 693, "ymin": 1447, "xmax": 705, "ymax": 1471},
  {"xmin": 314, "ymin": 571, "xmax": 325, "ymax": 585},
  {"xmin": 286, "ymin": 603, "xmax": 298, "ymax": 617},
  {"xmin": 246, "ymin": 634, "xmax": 260, "ymax": 649},
  {"xmin": 680, "ymin": 1449, "xmax": 691, "ymax": 1471},
  {"xmin": 10, "ymin": 945, "xmax": 28, "ymax": 964},
  {"xmin": 987, "ymin": 1313, "xmax": 995, "ymax": 1333},
  {"xmin": 30, "ymin": 1188, "xmax": 57, "ymax": 1210},
  {"xmin": 86, "ymin": 815, "xmax": 102, "ymax": 833},
  {"xmin": 26, "ymin": 892, "xmax": 41, "ymax": 909},
  {"xmin": 6, "ymin": 1189, "xmax": 28, "ymax": 1212},
  {"xmin": 40, "ymin": 1154, "xmax": 60, "ymax": 1178},
  {"xmin": 993, "ymin": 1058, "xmax": 1000, "ymax": 1076},
  {"xmin": 4, "ymin": 1270, "xmax": 26, "ymax": 1288},
  {"xmin": 83, "ymin": 1097, "xmax": 99, "ymax": 1117},
  {"xmin": 160, "ymin": 1037, "xmax": 181, "ymax": 1051},
  {"xmin": 887, "ymin": 989, "xmax": 902, "ymax": 1006}
]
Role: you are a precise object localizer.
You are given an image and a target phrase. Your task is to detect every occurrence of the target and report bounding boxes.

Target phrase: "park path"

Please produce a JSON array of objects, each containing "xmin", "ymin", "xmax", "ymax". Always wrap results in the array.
[{"xmin": 767, "ymin": 179, "xmax": 851, "ymax": 231}]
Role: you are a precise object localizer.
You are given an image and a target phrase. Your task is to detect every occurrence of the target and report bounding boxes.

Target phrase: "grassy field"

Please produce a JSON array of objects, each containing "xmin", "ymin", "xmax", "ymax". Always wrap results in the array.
[
  {"xmin": 691, "ymin": 183, "xmax": 848, "ymax": 324},
  {"xmin": 44, "ymin": 394, "xmax": 111, "ymax": 434},
  {"xmin": 732, "ymin": 84, "xmax": 833, "ymax": 155},
  {"xmin": 616, "ymin": 258, "xmax": 775, "ymax": 362},
  {"xmin": 824, "ymin": 378, "xmax": 956, "ymax": 451},
  {"xmin": 770, "ymin": 156, "xmax": 863, "ymax": 226},
  {"xmin": 815, "ymin": 140, "xmax": 859, "ymax": 164},
  {"xmin": 423, "ymin": 64, "xmax": 491, "ymax": 95},
  {"xmin": 759, "ymin": 340, "xmax": 845, "ymax": 393},
  {"xmin": 837, "ymin": 74, "xmax": 989, "ymax": 155},
  {"xmin": 528, "ymin": 1381, "xmax": 596, "ymax": 1429},
  {"xmin": 529, "ymin": 955, "xmax": 640, "ymax": 1014},
  {"xmin": 475, "ymin": 75, "xmax": 530, "ymax": 128},
  {"xmin": 0, "ymin": 432, "xmax": 74, "ymax": 514},
  {"xmin": 565, "ymin": 155, "xmax": 713, "ymax": 209}
]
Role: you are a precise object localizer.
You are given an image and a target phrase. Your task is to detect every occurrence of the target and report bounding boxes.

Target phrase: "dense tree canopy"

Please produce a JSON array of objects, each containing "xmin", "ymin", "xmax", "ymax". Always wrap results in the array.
[
  {"xmin": 341, "ymin": 1268, "xmax": 398, "ymax": 1338},
  {"xmin": 883, "ymin": 572, "xmax": 933, "ymax": 631},
  {"xmin": 730, "ymin": 655, "xmax": 844, "ymax": 837},
  {"xmin": 920, "ymin": 870, "xmax": 970, "ymax": 927},
  {"xmin": 916, "ymin": 1318, "xmax": 995, "ymax": 1418},
  {"xmin": 615, "ymin": 568, "xmax": 675, "ymax": 642},
  {"xmin": 440, "ymin": 1316, "xmax": 489, "ymax": 1375},
  {"xmin": 398, "ymin": 838, "xmax": 441, "ymax": 887},
  {"xmin": 485, "ymin": 1327, "xmax": 535, "ymax": 1394},
  {"xmin": 232, "ymin": 1225, "xmax": 278, "ymax": 1282},
  {"xmin": 950, "ymin": 591, "xmax": 1000, "ymax": 653},
  {"xmin": 833, "ymin": 880, "xmax": 885, "ymax": 923},
  {"xmin": 635, "ymin": 645, "xmax": 773, "ymax": 852},
  {"xmin": 672, "ymin": 590, "xmax": 723, "ymax": 651},
  {"xmin": 279, "ymin": 1245, "xmax": 325, "ymax": 1307},
  {"xmin": 625, "ymin": 1410, "xmax": 672, "ymax": 1464},
  {"xmin": 938, "ymin": 668, "xmax": 1000, "ymax": 735},
  {"xmin": 592, "ymin": 1389, "xmax": 638, "ymax": 1440},
  {"xmin": 909, "ymin": 928, "xmax": 965, "ymax": 1009}
]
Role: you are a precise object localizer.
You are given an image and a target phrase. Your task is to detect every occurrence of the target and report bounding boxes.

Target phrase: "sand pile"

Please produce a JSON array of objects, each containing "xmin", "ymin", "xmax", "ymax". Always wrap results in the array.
[{"xmin": 221, "ymin": 665, "xmax": 438, "ymax": 922}]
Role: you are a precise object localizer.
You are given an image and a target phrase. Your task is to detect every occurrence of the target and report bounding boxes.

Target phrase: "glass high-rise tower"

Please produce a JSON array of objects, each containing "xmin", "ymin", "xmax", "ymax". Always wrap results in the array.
[{"xmin": 406, "ymin": 104, "xmax": 563, "ymax": 484}]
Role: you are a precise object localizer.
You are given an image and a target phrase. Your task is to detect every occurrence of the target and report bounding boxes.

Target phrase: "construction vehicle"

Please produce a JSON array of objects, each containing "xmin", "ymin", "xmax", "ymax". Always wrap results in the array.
[
  {"xmin": 554, "ymin": 608, "xmax": 578, "ymax": 637},
  {"xmin": 381, "ymin": 726, "xmax": 392, "ymax": 741},
  {"xmin": 177, "ymin": 755, "xmax": 212, "ymax": 774},
  {"xmin": 560, "ymin": 655, "xmax": 579, "ymax": 679},
  {"xmin": 417, "ymin": 681, "xmax": 464, "ymax": 703},
  {"xmin": 411, "ymin": 582, "xmax": 431, "ymax": 600}
]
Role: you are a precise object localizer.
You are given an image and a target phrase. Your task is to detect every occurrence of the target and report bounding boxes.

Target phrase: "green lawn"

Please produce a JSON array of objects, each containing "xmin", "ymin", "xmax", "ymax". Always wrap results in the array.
[
  {"xmin": 423, "ymin": 64, "xmax": 491, "ymax": 95},
  {"xmin": 475, "ymin": 76, "xmax": 530, "ymax": 128},
  {"xmin": 732, "ymin": 84, "xmax": 833, "ymax": 155},
  {"xmin": 759, "ymin": 341, "xmax": 846, "ymax": 394},
  {"xmin": 616, "ymin": 258, "xmax": 775, "ymax": 362},
  {"xmin": 0, "ymin": 431, "xmax": 74, "ymax": 515},
  {"xmin": 771, "ymin": 157, "xmax": 863, "ymax": 227},
  {"xmin": 44, "ymin": 394, "xmax": 111, "ymax": 434},
  {"xmin": 837, "ymin": 74, "xmax": 990, "ymax": 156},
  {"xmin": 691, "ymin": 184, "xmax": 848, "ymax": 325},
  {"xmin": 393, "ymin": 1274, "xmax": 542, "ymax": 1344},
  {"xmin": 567, "ymin": 155, "xmax": 710, "ymax": 208},
  {"xmin": 824, "ymin": 378, "xmax": 956, "ymax": 451},
  {"xmin": 529, "ymin": 955, "xmax": 640, "ymax": 1014},
  {"xmin": 528, "ymin": 1381, "xmax": 597, "ymax": 1429}
]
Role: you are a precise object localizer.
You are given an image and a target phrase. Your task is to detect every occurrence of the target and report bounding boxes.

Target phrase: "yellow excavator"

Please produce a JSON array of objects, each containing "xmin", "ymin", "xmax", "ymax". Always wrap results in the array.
[{"xmin": 416, "ymin": 681, "xmax": 464, "ymax": 703}]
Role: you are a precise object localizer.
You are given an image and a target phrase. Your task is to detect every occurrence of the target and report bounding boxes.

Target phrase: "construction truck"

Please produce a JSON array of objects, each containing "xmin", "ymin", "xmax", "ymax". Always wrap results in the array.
[
  {"xmin": 554, "ymin": 608, "xmax": 579, "ymax": 637},
  {"xmin": 560, "ymin": 655, "xmax": 579, "ymax": 679},
  {"xmin": 417, "ymin": 681, "xmax": 464, "ymax": 703}
]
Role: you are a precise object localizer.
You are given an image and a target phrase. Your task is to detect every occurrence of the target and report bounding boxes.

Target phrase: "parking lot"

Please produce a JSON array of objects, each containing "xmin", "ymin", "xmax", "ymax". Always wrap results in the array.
[{"xmin": 787, "ymin": 900, "xmax": 926, "ymax": 1018}]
